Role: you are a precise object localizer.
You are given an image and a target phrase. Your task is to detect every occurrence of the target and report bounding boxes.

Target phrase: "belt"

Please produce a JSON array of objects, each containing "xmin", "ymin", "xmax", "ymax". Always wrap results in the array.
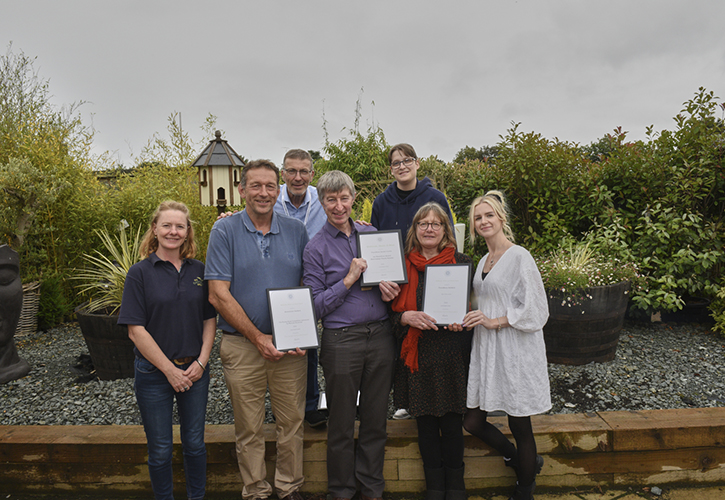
[
  {"xmin": 172, "ymin": 356, "xmax": 195, "ymax": 365},
  {"xmin": 222, "ymin": 330, "xmax": 271, "ymax": 337},
  {"xmin": 324, "ymin": 319, "xmax": 388, "ymax": 333}
]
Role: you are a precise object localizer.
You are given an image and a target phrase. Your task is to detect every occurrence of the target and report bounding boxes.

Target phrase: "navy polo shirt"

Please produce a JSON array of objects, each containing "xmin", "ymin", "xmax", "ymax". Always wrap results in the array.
[{"xmin": 118, "ymin": 254, "xmax": 216, "ymax": 361}]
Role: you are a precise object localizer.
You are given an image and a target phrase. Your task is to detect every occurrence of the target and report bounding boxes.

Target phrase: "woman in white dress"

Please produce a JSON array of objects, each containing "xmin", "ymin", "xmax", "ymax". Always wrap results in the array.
[{"xmin": 461, "ymin": 190, "xmax": 550, "ymax": 500}]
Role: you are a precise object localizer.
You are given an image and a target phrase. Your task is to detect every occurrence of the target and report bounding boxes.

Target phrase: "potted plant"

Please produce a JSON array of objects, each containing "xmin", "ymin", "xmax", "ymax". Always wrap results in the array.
[
  {"xmin": 73, "ymin": 222, "xmax": 141, "ymax": 380},
  {"xmin": 537, "ymin": 241, "xmax": 641, "ymax": 365}
]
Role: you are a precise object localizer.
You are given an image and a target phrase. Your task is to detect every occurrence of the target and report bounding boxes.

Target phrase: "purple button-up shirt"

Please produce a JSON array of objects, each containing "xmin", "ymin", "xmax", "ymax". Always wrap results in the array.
[{"xmin": 303, "ymin": 219, "xmax": 389, "ymax": 329}]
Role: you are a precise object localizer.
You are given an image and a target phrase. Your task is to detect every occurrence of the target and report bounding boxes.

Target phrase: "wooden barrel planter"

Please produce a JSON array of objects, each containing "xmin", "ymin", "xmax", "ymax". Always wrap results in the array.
[
  {"xmin": 75, "ymin": 303, "xmax": 135, "ymax": 380},
  {"xmin": 543, "ymin": 281, "xmax": 630, "ymax": 365}
]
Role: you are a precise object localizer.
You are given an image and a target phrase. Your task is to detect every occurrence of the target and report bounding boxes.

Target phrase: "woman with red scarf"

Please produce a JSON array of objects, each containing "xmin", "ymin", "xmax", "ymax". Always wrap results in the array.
[{"xmin": 390, "ymin": 202, "xmax": 472, "ymax": 500}]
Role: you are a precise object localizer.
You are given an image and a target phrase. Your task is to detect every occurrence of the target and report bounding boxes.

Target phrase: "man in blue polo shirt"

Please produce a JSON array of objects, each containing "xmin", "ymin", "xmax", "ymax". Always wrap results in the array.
[
  {"xmin": 206, "ymin": 160, "xmax": 309, "ymax": 500},
  {"xmin": 274, "ymin": 149, "xmax": 327, "ymax": 428}
]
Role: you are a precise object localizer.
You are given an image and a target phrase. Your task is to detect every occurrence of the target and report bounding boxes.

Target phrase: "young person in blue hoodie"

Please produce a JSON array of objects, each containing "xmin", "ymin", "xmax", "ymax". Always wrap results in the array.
[
  {"xmin": 371, "ymin": 143, "xmax": 454, "ymax": 239},
  {"xmin": 371, "ymin": 143, "xmax": 455, "ymax": 422}
]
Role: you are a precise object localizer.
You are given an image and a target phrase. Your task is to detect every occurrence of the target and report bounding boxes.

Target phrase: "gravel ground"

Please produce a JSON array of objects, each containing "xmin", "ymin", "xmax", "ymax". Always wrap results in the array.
[{"xmin": 1, "ymin": 320, "xmax": 723, "ymax": 425}]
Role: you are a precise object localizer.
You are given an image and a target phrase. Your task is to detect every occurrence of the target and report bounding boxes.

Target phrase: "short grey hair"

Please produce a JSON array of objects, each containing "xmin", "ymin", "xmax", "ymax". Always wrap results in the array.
[{"xmin": 316, "ymin": 170, "xmax": 356, "ymax": 199}]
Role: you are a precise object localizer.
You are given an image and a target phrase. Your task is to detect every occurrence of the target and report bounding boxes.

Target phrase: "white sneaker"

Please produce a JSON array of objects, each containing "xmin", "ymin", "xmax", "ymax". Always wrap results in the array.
[{"xmin": 393, "ymin": 409, "xmax": 412, "ymax": 420}]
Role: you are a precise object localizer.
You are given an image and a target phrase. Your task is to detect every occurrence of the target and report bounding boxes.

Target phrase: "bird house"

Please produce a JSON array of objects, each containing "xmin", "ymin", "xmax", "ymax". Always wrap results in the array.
[{"xmin": 192, "ymin": 130, "xmax": 245, "ymax": 212}]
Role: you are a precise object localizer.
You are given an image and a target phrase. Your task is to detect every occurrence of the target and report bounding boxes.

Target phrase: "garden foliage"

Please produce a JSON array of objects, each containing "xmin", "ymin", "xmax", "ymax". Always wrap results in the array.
[
  {"xmin": 423, "ymin": 89, "xmax": 724, "ymax": 317},
  {"xmin": 1, "ymin": 43, "xmax": 723, "ymax": 331}
]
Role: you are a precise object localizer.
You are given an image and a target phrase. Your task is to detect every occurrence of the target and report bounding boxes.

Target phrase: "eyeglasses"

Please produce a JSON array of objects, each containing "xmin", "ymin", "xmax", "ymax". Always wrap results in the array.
[
  {"xmin": 417, "ymin": 221, "xmax": 442, "ymax": 231},
  {"xmin": 283, "ymin": 168, "xmax": 312, "ymax": 178},
  {"xmin": 391, "ymin": 157, "xmax": 417, "ymax": 170}
]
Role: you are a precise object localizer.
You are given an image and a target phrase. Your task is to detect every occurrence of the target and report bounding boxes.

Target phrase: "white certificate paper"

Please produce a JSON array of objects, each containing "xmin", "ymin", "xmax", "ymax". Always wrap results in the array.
[
  {"xmin": 357, "ymin": 230, "xmax": 408, "ymax": 287},
  {"xmin": 267, "ymin": 287, "xmax": 319, "ymax": 351},
  {"xmin": 422, "ymin": 264, "xmax": 472, "ymax": 326}
]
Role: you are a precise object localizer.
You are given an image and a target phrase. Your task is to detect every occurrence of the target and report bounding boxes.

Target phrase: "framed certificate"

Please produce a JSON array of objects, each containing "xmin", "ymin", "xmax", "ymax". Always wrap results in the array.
[
  {"xmin": 267, "ymin": 287, "xmax": 319, "ymax": 352},
  {"xmin": 422, "ymin": 263, "xmax": 472, "ymax": 326},
  {"xmin": 357, "ymin": 230, "xmax": 408, "ymax": 287}
]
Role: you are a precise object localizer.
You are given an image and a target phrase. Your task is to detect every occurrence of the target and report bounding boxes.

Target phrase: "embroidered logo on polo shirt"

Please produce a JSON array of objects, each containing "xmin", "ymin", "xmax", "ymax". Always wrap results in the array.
[{"xmin": 193, "ymin": 277, "xmax": 204, "ymax": 287}]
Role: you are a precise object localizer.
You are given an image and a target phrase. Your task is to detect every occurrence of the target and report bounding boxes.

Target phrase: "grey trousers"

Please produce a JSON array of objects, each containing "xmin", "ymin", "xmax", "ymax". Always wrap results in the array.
[{"xmin": 320, "ymin": 319, "xmax": 395, "ymax": 499}]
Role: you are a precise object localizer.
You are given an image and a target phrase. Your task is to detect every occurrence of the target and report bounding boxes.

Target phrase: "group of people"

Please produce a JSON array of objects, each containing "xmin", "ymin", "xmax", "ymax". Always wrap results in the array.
[{"xmin": 117, "ymin": 144, "xmax": 552, "ymax": 500}]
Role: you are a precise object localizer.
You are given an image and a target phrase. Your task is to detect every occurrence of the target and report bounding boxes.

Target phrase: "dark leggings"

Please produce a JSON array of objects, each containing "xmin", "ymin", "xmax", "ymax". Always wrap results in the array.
[
  {"xmin": 463, "ymin": 408, "xmax": 537, "ymax": 486},
  {"xmin": 416, "ymin": 412, "xmax": 465, "ymax": 469}
]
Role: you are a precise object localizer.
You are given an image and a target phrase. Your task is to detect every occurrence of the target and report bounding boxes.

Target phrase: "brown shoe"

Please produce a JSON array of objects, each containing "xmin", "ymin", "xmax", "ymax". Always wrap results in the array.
[{"xmin": 280, "ymin": 490, "xmax": 305, "ymax": 500}]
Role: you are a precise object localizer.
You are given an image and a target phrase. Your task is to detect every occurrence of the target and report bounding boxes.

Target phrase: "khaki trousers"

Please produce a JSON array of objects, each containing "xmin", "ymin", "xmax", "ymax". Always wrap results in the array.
[{"xmin": 220, "ymin": 334, "xmax": 307, "ymax": 499}]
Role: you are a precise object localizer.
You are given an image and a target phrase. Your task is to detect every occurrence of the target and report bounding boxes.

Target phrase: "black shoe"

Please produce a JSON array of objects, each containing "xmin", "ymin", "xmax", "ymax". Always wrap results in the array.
[
  {"xmin": 305, "ymin": 409, "xmax": 328, "ymax": 428},
  {"xmin": 444, "ymin": 464, "xmax": 467, "ymax": 500},
  {"xmin": 509, "ymin": 480, "xmax": 535, "ymax": 500}
]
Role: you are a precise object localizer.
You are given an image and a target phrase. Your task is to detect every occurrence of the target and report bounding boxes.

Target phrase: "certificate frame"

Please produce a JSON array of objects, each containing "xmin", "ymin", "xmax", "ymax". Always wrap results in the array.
[
  {"xmin": 267, "ymin": 286, "xmax": 319, "ymax": 352},
  {"xmin": 421, "ymin": 263, "xmax": 472, "ymax": 326},
  {"xmin": 356, "ymin": 230, "xmax": 408, "ymax": 287}
]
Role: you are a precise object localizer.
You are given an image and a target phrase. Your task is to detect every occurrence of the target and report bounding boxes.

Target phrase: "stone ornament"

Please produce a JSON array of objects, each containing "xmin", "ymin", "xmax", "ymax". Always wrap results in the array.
[{"xmin": 0, "ymin": 244, "xmax": 31, "ymax": 384}]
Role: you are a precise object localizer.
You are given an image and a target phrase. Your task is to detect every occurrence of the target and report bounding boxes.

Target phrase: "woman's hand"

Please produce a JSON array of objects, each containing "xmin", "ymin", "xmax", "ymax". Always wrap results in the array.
[
  {"xmin": 462, "ymin": 311, "xmax": 508, "ymax": 331},
  {"xmin": 402, "ymin": 310, "xmax": 439, "ymax": 331},
  {"xmin": 166, "ymin": 366, "xmax": 194, "ymax": 392},
  {"xmin": 182, "ymin": 362, "xmax": 204, "ymax": 383},
  {"xmin": 462, "ymin": 310, "xmax": 488, "ymax": 329},
  {"xmin": 445, "ymin": 322, "xmax": 465, "ymax": 332}
]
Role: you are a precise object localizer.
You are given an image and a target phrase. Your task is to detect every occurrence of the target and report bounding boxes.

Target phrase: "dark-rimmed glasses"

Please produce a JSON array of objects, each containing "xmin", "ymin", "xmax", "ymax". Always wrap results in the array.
[
  {"xmin": 391, "ymin": 157, "xmax": 417, "ymax": 170},
  {"xmin": 417, "ymin": 221, "xmax": 442, "ymax": 231}
]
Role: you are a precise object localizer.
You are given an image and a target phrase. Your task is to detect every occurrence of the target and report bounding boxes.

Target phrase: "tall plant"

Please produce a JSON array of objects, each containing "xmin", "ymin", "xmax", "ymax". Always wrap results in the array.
[
  {"xmin": 315, "ymin": 93, "xmax": 391, "ymax": 212},
  {"xmin": 74, "ymin": 223, "xmax": 142, "ymax": 314}
]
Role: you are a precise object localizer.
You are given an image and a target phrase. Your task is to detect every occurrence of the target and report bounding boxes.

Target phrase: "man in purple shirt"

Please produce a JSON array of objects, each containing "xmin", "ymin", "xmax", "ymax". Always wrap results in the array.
[{"xmin": 302, "ymin": 170, "xmax": 399, "ymax": 500}]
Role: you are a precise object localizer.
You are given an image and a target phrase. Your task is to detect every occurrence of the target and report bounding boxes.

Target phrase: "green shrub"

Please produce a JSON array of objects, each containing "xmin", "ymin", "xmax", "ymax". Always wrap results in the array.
[
  {"xmin": 713, "ymin": 277, "xmax": 725, "ymax": 337},
  {"xmin": 37, "ymin": 272, "xmax": 72, "ymax": 330},
  {"xmin": 628, "ymin": 205, "xmax": 723, "ymax": 312}
]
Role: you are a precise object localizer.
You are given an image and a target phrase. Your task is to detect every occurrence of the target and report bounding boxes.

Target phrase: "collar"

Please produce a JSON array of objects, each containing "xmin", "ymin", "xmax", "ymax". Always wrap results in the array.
[
  {"xmin": 280, "ymin": 184, "xmax": 312, "ymax": 207},
  {"xmin": 241, "ymin": 209, "xmax": 280, "ymax": 235},
  {"xmin": 322, "ymin": 217, "xmax": 357, "ymax": 238},
  {"xmin": 148, "ymin": 252, "xmax": 187, "ymax": 266}
]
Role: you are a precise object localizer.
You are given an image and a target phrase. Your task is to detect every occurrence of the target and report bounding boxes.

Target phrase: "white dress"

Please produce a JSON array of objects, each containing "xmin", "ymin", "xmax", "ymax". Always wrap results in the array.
[{"xmin": 466, "ymin": 245, "xmax": 552, "ymax": 417}]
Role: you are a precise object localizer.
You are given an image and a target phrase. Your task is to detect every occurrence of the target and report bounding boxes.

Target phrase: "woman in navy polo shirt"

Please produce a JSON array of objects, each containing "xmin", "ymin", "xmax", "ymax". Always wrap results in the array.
[{"xmin": 119, "ymin": 200, "xmax": 216, "ymax": 500}]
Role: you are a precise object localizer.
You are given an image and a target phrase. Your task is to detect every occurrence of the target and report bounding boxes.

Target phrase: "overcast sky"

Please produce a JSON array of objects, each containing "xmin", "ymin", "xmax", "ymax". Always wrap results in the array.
[{"xmin": 2, "ymin": 0, "xmax": 724, "ymax": 166}]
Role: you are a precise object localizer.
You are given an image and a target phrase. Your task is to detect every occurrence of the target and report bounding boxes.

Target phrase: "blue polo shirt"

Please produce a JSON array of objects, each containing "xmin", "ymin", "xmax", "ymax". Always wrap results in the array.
[
  {"xmin": 205, "ymin": 209, "xmax": 309, "ymax": 334},
  {"xmin": 118, "ymin": 254, "xmax": 216, "ymax": 361}
]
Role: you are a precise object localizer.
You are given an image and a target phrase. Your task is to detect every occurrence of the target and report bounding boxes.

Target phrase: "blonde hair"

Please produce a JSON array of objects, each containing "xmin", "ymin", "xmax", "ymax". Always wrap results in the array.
[
  {"xmin": 139, "ymin": 200, "xmax": 197, "ymax": 259},
  {"xmin": 405, "ymin": 202, "xmax": 456, "ymax": 254},
  {"xmin": 468, "ymin": 190, "xmax": 515, "ymax": 243}
]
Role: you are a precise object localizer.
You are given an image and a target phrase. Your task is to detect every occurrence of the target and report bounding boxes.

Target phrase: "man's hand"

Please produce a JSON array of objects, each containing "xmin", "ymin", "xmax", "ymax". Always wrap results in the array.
[
  {"xmin": 254, "ymin": 334, "xmax": 286, "ymax": 361},
  {"xmin": 216, "ymin": 210, "xmax": 238, "ymax": 221},
  {"xmin": 379, "ymin": 280, "xmax": 400, "ymax": 302},
  {"xmin": 343, "ymin": 258, "xmax": 368, "ymax": 289}
]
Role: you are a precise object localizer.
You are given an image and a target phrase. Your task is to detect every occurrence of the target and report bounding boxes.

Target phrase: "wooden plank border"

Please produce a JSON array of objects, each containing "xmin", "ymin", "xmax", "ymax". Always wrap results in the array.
[{"xmin": 1, "ymin": 408, "xmax": 725, "ymax": 494}]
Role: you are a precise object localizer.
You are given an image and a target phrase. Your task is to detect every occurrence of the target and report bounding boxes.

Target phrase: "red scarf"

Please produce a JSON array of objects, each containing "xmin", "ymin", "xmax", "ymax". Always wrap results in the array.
[{"xmin": 392, "ymin": 246, "xmax": 456, "ymax": 372}]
